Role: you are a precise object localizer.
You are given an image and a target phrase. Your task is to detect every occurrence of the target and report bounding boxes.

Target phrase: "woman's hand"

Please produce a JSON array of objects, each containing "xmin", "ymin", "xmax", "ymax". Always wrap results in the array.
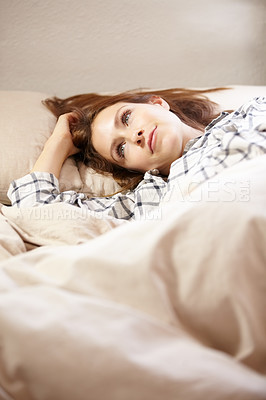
[
  {"xmin": 47, "ymin": 112, "xmax": 80, "ymax": 157},
  {"xmin": 31, "ymin": 112, "xmax": 81, "ymax": 178}
]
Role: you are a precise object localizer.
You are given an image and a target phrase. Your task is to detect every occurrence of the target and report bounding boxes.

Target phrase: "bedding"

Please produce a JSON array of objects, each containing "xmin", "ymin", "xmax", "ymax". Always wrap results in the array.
[
  {"xmin": 0, "ymin": 155, "xmax": 266, "ymax": 399},
  {"xmin": 0, "ymin": 86, "xmax": 266, "ymax": 399}
]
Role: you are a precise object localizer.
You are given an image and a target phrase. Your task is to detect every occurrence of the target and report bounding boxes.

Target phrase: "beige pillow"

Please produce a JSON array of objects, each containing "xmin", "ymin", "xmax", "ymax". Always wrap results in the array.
[{"xmin": 0, "ymin": 86, "xmax": 265, "ymax": 205}]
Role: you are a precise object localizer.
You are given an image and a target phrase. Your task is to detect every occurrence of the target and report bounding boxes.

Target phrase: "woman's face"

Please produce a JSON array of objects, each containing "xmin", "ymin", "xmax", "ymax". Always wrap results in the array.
[{"xmin": 91, "ymin": 97, "xmax": 187, "ymax": 175}]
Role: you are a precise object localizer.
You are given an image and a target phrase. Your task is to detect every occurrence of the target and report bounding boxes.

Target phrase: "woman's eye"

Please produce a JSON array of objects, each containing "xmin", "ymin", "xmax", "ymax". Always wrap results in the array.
[
  {"xmin": 117, "ymin": 142, "xmax": 126, "ymax": 158},
  {"xmin": 121, "ymin": 110, "xmax": 131, "ymax": 126}
]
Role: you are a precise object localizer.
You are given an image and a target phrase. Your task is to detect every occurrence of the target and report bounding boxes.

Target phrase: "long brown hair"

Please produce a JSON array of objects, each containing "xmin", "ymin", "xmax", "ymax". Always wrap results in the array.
[{"xmin": 43, "ymin": 87, "xmax": 227, "ymax": 191}]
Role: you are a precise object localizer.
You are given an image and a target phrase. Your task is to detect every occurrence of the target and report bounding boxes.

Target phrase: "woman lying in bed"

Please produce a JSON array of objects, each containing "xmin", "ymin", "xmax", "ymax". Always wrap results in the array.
[{"xmin": 8, "ymin": 88, "xmax": 266, "ymax": 220}]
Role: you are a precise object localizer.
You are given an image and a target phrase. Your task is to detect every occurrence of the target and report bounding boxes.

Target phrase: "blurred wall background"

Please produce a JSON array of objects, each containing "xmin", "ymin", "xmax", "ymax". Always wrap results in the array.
[{"xmin": 0, "ymin": 0, "xmax": 265, "ymax": 97}]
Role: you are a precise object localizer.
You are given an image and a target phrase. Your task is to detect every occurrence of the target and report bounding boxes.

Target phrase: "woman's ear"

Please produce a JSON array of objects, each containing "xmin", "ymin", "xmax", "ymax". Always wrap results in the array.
[{"xmin": 148, "ymin": 95, "xmax": 170, "ymax": 110}]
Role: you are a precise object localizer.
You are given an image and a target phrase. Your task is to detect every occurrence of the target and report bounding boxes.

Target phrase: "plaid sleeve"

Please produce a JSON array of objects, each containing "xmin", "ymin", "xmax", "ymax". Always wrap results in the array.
[
  {"xmin": 8, "ymin": 172, "xmax": 59, "ymax": 207},
  {"xmin": 7, "ymin": 171, "xmax": 168, "ymax": 221},
  {"xmin": 7, "ymin": 172, "xmax": 136, "ymax": 220}
]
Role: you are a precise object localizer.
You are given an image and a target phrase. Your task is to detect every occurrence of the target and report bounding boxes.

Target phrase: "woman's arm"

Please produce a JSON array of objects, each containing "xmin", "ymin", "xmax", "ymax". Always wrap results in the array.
[
  {"xmin": 8, "ymin": 111, "xmax": 137, "ymax": 218},
  {"xmin": 8, "ymin": 170, "xmax": 137, "ymax": 220},
  {"xmin": 31, "ymin": 112, "xmax": 80, "ymax": 179}
]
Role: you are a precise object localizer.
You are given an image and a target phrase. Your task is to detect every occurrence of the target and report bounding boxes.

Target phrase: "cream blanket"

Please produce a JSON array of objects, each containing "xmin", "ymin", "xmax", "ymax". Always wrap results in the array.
[{"xmin": 0, "ymin": 156, "xmax": 266, "ymax": 400}]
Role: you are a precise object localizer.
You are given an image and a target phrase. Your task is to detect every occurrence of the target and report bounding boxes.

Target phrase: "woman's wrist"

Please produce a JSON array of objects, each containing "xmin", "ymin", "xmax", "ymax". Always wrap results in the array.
[
  {"xmin": 44, "ymin": 133, "xmax": 71, "ymax": 159},
  {"xmin": 31, "ymin": 136, "xmax": 70, "ymax": 178}
]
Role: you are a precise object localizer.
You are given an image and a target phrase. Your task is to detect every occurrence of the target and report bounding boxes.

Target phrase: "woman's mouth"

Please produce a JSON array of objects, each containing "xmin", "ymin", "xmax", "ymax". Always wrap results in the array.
[{"xmin": 148, "ymin": 126, "xmax": 157, "ymax": 153}]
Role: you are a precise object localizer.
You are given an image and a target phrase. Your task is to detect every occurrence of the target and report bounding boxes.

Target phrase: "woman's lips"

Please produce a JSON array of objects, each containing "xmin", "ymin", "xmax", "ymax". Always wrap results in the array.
[{"xmin": 148, "ymin": 126, "xmax": 157, "ymax": 153}]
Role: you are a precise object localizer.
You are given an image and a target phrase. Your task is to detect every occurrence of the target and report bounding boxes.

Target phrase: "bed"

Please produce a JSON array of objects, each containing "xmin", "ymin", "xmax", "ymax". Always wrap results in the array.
[{"xmin": 0, "ymin": 86, "xmax": 266, "ymax": 400}]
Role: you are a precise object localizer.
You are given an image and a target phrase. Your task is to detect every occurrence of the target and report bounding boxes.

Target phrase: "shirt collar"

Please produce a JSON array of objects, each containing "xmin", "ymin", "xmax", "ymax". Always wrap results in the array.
[
  {"xmin": 205, "ymin": 111, "xmax": 229, "ymax": 131},
  {"xmin": 183, "ymin": 111, "xmax": 230, "ymax": 155},
  {"xmin": 182, "ymin": 136, "xmax": 201, "ymax": 155}
]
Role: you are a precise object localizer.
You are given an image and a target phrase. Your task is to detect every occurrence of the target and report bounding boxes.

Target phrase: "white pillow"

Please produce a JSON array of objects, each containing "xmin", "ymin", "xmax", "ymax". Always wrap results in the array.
[
  {"xmin": 206, "ymin": 85, "xmax": 266, "ymax": 111},
  {"xmin": 0, "ymin": 86, "xmax": 265, "ymax": 205}
]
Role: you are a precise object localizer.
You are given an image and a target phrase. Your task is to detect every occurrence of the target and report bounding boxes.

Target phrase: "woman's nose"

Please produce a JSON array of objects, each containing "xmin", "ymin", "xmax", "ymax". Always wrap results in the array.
[{"xmin": 132, "ymin": 130, "xmax": 144, "ymax": 145}]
